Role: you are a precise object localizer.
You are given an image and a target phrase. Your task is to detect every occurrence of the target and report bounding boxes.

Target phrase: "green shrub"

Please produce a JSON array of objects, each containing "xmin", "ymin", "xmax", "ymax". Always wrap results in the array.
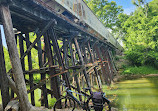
[
  {"xmin": 48, "ymin": 97, "xmax": 56, "ymax": 107},
  {"xmin": 121, "ymin": 66, "xmax": 158, "ymax": 75}
]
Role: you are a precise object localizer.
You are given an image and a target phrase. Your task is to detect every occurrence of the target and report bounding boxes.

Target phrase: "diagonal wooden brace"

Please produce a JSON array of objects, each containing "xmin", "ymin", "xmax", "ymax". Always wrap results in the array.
[{"xmin": 21, "ymin": 19, "xmax": 56, "ymax": 59}]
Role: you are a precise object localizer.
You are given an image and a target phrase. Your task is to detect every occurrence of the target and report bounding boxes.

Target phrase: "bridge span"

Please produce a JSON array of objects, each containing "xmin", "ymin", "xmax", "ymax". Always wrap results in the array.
[{"xmin": 0, "ymin": 0, "xmax": 122, "ymax": 110}]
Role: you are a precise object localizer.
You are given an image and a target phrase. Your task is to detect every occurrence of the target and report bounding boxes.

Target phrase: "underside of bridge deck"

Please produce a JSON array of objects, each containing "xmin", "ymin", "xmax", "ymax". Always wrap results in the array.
[{"xmin": 0, "ymin": 0, "xmax": 120, "ymax": 110}]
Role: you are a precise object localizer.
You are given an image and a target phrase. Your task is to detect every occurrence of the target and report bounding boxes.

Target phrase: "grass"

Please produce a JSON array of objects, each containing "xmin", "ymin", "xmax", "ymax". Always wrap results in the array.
[
  {"xmin": 121, "ymin": 66, "xmax": 158, "ymax": 75},
  {"xmin": 27, "ymin": 88, "xmax": 56, "ymax": 107},
  {"xmin": 0, "ymin": 81, "xmax": 57, "ymax": 108},
  {"xmin": 4, "ymin": 88, "xmax": 56, "ymax": 108}
]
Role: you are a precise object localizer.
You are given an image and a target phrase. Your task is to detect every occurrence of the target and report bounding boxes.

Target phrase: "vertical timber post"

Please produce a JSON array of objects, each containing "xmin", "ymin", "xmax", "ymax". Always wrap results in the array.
[
  {"xmin": 19, "ymin": 33, "xmax": 25, "ymax": 79},
  {"xmin": 95, "ymin": 45, "xmax": 110, "ymax": 85},
  {"xmin": 25, "ymin": 33, "xmax": 35, "ymax": 106},
  {"xmin": 0, "ymin": 4, "xmax": 33, "ymax": 111},
  {"xmin": 74, "ymin": 38, "xmax": 92, "ymax": 93},
  {"xmin": 108, "ymin": 49, "xmax": 117, "ymax": 76},
  {"xmin": 87, "ymin": 42, "xmax": 102, "ymax": 90},
  {"xmin": 82, "ymin": 45, "xmax": 87, "ymax": 64},
  {"xmin": 101, "ymin": 47, "xmax": 113, "ymax": 82},
  {"xmin": 63, "ymin": 38, "xmax": 68, "ymax": 68},
  {"xmin": 106, "ymin": 50, "xmax": 115, "ymax": 80},
  {"xmin": 44, "ymin": 32, "xmax": 61, "ymax": 106},
  {"xmin": 49, "ymin": 28, "xmax": 70, "ymax": 88},
  {"xmin": 37, "ymin": 38, "xmax": 48, "ymax": 107},
  {"xmin": 69, "ymin": 40, "xmax": 82, "ymax": 101},
  {"xmin": 0, "ymin": 26, "xmax": 10, "ymax": 109}
]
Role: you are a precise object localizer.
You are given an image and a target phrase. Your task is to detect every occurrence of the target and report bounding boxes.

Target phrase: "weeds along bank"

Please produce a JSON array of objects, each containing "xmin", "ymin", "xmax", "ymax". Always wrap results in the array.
[{"xmin": 114, "ymin": 54, "xmax": 158, "ymax": 81}]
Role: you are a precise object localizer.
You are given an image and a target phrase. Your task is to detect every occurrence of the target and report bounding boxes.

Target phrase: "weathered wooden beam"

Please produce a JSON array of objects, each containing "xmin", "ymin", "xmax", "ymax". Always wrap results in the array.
[
  {"xmin": 69, "ymin": 66, "xmax": 85, "ymax": 79},
  {"xmin": 21, "ymin": 19, "xmax": 55, "ymax": 59},
  {"xmin": 82, "ymin": 45, "xmax": 88, "ymax": 65},
  {"xmin": 87, "ymin": 42, "xmax": 102, "ymax": 90},
  {"xmin": 91, "ymin": 40, "xmax": 99, "ymax": 48},
  {"xmin": 23, "ymin": 66, "xmax": 58, "ymax": 74},
  {"xmin": 68, "ymin": 63, "xmax": 99, "ymax": 69},
  {"xmin": 49, "ymin": 28, "xmax": 70, "ymax": 88},
  {"xmin": 86, "ymin": 63, "xmax": 98, "ymax": 74},
  {"xmin": 85, "ymin": 63, "xmax": 97, "ymax": 67},
  {"xmin": 7, "ymin": 74, "xmax": 54, "ymax": 98},
  {"xmin": 95, "ymin": 45, "xmax": 110, "ymax": 85},
  {"xmin": 106, "ymin": 50, "xmax": 114, "ymax": 80},
  {"xmin": 0, "ymin": 4, "xmax": 33, "ymax": 110},
  {"xmin": 63, "ymin": 39, "xmax": 69, "ymax": 68},
  {"xmin": 42, "ymin": 44, "xmax": 46, "ymax": 66},
  {"xmin": 102, "ymin": 45, "xmax": 116, "ymax": 79},
  {"xmin": 27, "ymin": 71, "xmax": 67, "ymax": 94},
  {"xmin": 70, "ymin": 85, "xmax": 90, "ymax": 97},
  {"xmin": 27, "ymin": 82, "xmax": 46, "ymax": 94},
  {"xmin": 22, "ymin": 35, "xmax": 45, "ymax": 53},
  {"xmin": 0, "ymin": 27, "xmax": 10, "ymax": 109},
  {"xmin": 24, "ymin": 70, "xmax": 47, "ymax": 74},
  {"xmin": 61, "ymin": 50, "xmax": 71, "ymax": 59},
  {"xmin": 108, "ymin": 50, "xmax": 117, "ymax": 74},
  {"xmin": 74, "ymin": 38, "xmax": 92, "ymax": 93},
  {"xmin": 93, "ymin": 50, "xmax": 97, "ymax": 61},
  {"xmin": 19, "ymin": 33, "xmax": 25, "ymax": 79},
  {"xmin": 79, "ymin": 37, "xmax": 90, "ymax": 49},
  {"xmin": 25, "ymin": 33, "xmax": 35, "ymax": 106},
  {"xmin": 101, "ymin": 47, "xmax": 112, "ymax": 83},
  {"xmin": 69, "ymin": 41, "xmax": 82, "ymax": 101},
  {"xmin": 4, "ymin": 22, "xmax": 56, "ymax": 82},
  {"xmin": 68, "ymin": 65, "xmax": 82, "ymax": 69},
  {"xmin": 24, "ymin": 79, "xmax": 53, "ymax": 95},
  {"xmin": 44, "ymin": 31, "xmax": 61, "ymax": 102},
  {"xmin": 37, "ymin": 39, "xmax": 48, "ymax": 107}
]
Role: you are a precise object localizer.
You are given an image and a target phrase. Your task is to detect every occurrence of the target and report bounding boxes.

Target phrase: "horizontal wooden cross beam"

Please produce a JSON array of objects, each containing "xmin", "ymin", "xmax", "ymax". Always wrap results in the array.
[{"xmin": 23, "ymin": 65, "xmax": 59, "ymax": 74}]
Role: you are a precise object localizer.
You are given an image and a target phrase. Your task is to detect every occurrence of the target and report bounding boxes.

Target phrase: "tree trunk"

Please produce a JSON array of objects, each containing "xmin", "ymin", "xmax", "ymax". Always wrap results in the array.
[{"xmin": 0, "ymin": 4, "xmax": 33, "ymax": 111}]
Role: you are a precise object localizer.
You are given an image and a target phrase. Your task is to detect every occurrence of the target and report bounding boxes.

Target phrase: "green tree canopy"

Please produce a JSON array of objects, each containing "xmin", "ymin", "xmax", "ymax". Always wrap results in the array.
[
  {"xmin": 120, "ymin": 0, "xmax": 158, "ymax": 67},
  {"xmin": 84, "ymin": 0, "xmax": 123, "ymax": 30}
]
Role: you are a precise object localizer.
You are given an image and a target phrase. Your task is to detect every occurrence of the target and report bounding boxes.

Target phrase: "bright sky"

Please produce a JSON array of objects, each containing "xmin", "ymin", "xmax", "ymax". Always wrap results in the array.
[
  {"xmin": 109, "ymin": 0, "xmax": 153, "ymax": 15},
  {"xmin": 0, "ymin": 25, "xmax": 7, "ymax": 47}
]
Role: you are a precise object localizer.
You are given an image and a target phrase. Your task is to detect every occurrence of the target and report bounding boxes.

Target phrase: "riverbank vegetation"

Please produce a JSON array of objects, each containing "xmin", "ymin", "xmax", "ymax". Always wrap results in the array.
[
  {"xmin": 121, "ymin": 66, "xmax": 158, "ymax": 75},
  {"xmin": 120, "ymin": 0, "xmax": 158, "ymax": 68}
]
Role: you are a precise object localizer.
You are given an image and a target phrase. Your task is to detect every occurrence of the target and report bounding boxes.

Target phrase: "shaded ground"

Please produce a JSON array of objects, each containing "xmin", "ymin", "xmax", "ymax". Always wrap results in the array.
[
  {"xmin": 0, "ymin": 105, "xmax": 117, "ymax": 111},
  {"xmin": 146, "ymin": 74, "xmax": 158, "ymax": 77},
  {"xmin": 0, "ymin": 104, "xmax": 2, "ymax": 111}
]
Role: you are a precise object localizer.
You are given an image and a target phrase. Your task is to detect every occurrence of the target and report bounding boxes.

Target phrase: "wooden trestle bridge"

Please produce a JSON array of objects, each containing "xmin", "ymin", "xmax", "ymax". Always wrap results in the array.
[{"xmin": 0, "ymin": 0, "xmax": 122, "ymax": 110}]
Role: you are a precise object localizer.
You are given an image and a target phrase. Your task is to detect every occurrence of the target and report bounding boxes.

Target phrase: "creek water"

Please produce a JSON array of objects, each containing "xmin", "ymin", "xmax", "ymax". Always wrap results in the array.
[{"xmin": 106, "ymin": 77, "xmax": 158, "ymax": 111}]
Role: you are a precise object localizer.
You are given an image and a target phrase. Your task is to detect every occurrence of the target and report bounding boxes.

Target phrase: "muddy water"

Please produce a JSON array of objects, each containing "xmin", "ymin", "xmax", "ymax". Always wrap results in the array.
[{"xmin": 106, "ymin": 77, "xmax": 158, "ymax": 111}]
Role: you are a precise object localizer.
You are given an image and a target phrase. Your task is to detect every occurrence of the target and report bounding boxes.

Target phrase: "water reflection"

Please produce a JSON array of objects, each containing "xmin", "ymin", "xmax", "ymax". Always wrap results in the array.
[{"xmin": 106, "ymin": 77, "xmax": 158, "ymax": 111}]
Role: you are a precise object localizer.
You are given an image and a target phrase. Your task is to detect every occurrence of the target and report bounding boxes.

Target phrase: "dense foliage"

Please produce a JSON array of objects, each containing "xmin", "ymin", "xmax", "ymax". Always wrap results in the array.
[
  {"xmin": 120, "ymin": 0, "xmax": 158, "ymax": 67},
  {"xmin": 84, "ymin": 0, "xmax": 123, "ymax": 31},
  {"xmin": 84, "ymin": 0, "xmax": 158, "ymax": 68}
]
